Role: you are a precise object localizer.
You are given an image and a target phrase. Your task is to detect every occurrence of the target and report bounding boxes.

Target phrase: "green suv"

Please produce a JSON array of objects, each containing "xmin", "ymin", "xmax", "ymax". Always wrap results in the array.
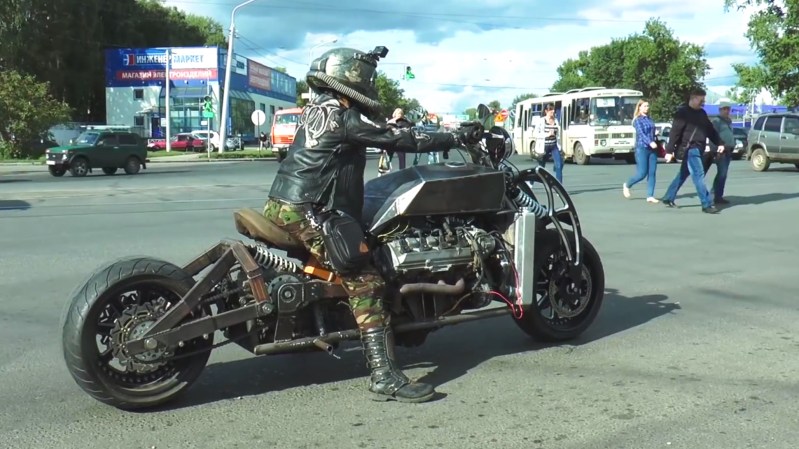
[
  {"xmin": 45, "ymin": 131, "xmax": 148, "ymax": 177},
  {"xmin": 747, "ymin": 112, "xmax": 799, "ymax": 172}
]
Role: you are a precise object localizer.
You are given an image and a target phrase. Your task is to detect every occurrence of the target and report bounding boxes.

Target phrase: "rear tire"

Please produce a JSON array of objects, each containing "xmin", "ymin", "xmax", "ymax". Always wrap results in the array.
[
  {"xmin": 124, "ymin": 157, "xmax": 141, "ymax": 175},
  {"xmin": 513, "ymin": 229, "xmax": 605, "ymax": 342},
  {"xmin": 61, "ymin": 257, "xmax": 212, "ymax": 410}
]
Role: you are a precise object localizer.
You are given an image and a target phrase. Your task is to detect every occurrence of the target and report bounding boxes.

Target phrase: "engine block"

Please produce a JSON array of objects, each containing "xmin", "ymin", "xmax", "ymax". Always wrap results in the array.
[{"xmin": 379, "ymin": 225, "xmax": 497, "ymax": 275}]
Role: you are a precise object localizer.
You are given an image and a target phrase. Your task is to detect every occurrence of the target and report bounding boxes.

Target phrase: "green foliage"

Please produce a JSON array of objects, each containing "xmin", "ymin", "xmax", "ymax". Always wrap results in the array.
[
  {"xmin": 725, "ymin": 0, "xmax": 799, "ymax": 106},
  {"xmin": 509, "ymin": 93, "xmax": 538, "ymax": 110},
  {"xmin": 0, "ymin": 70, "xmax": 72, "ymax": 159},
  {"xmin": 210, "ymin": 149, "xmax": 273, "ymax": 159},
  {"xmin": 0, "ymin": 0, "xmax": 227, "ymax": 128},
  {"xmin": 296, "ymin": 80, "xmax": 309, "ymax": 108},
  {"xmin": 374, "ymin": 72, "xmax": 421, "ymax": 120},
  {"xmin": 550, "ymin": 19, "xmax": 709, "ymax": 120}
]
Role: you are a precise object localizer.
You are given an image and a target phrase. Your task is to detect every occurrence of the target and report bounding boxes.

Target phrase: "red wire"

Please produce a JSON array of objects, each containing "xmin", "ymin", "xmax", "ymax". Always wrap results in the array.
[{"xmin": 489, "ymin": 290, "xmax": 524, "ymax": 319}]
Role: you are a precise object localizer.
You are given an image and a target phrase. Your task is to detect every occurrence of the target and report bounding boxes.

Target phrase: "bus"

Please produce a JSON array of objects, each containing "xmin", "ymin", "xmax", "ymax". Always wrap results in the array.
[{"xmin": 512, "ymin": 87, "xmax": 643, "ymax": 165}]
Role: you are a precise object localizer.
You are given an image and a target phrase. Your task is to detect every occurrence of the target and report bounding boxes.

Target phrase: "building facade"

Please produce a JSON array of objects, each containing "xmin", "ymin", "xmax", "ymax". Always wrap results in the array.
[{"xmin": 104, "ymin": 46, "xmax": 297, "ymax": 139}]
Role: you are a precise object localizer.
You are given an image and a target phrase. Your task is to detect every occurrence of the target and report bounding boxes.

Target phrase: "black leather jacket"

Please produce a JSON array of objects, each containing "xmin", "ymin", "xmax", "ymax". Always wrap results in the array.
[{"xmin": 268, "ymin": 94, "xmax": 457, "ymax": 221}]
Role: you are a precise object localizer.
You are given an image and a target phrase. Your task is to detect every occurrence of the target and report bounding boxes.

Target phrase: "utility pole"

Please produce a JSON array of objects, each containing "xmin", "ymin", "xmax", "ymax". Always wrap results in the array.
[{"xmin": 165, "ymin": 48, "xmax": 171, "ymax": 152}]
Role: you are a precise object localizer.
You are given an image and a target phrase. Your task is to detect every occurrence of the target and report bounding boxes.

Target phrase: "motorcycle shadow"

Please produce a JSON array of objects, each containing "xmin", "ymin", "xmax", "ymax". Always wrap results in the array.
[{"xmin": 168, "ymin": 288, "xmax": 678, "ymax": 410}]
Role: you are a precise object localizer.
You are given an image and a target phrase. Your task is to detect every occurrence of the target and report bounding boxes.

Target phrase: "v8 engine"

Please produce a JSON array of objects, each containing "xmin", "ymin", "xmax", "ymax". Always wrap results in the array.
[{"xmin": 375, "ymin": 223, "xmax": 500, "ymax": 279}]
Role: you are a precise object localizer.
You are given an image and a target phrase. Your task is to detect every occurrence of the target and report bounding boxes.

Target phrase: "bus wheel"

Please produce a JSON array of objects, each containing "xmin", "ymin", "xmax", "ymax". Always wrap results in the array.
[{"xmin": 573, "ymin": 142, "xmax": 590, "ymax": 165}]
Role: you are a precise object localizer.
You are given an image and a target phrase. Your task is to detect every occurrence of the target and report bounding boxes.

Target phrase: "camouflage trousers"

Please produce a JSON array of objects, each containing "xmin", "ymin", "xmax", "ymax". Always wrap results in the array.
[{"xmin": 262, "ymin": 198, "xmax": 388, "ymax": 331}]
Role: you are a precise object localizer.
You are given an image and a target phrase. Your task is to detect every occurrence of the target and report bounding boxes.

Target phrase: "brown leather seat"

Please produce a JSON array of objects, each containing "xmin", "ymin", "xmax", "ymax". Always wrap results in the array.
[{"xmin": 233, "ymin": 208, "xmax": 305, "ymax": 250}]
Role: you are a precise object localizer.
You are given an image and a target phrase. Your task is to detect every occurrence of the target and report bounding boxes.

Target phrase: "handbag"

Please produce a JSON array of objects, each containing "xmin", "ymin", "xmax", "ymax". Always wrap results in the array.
[{"xmin": 319, "ymin": 211, "xmax": 372, "ymax": 275}]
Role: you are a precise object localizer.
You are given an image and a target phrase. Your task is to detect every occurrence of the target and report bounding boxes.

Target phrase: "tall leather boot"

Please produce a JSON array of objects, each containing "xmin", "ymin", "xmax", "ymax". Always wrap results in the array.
[{"xmin": 360, "ymin": 326, "xmax": 436, "ymax": 403}]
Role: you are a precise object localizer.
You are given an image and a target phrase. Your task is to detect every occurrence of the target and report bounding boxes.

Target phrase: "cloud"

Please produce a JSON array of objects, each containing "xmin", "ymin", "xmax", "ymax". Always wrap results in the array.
[{"xmin": 165, "ymin": 0, "xmax": 763, "ymax": 113}]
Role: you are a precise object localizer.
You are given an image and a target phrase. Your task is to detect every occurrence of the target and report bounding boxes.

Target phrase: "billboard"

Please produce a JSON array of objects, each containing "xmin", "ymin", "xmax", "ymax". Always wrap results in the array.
[
  {"xmin": 105, "ymin": 47, "xmax": 220, "ymax": 87},
  {"xmin": 247, "ymin": 59, "xmax": 272, "ymax": 91}
]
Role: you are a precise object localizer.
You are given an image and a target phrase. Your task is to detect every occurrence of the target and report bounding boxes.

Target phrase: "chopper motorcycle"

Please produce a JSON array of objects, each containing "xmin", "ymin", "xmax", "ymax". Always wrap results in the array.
[{"xmin": 61, "ymin": 104, "xmax": 605, "ymax": 410}]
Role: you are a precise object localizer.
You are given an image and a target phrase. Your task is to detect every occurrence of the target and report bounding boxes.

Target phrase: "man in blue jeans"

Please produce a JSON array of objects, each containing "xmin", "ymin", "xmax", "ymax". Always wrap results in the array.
[
  {"xmin": 660, "ymin": 87, "xmax": 725, "ymax": 214},
  {"xmin": 703, "ymin": 100, "xmax": 735, "ymax": 205}
]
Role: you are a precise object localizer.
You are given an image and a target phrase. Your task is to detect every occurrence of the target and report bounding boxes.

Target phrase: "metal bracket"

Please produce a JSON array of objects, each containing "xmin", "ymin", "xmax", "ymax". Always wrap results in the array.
[{"xmin": 125, "ymin": 239, "xmax": 272, "ymax": 356}]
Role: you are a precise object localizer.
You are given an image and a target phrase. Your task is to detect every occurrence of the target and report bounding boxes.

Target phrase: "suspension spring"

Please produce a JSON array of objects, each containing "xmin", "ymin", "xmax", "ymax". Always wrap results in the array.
[
  {"xmin": 249, "ymin": 244, "xmax": 300, "ymax": 272},
  {"xmin": 512, "ymin": 188, "xmax": 548, "ymax": 219}
]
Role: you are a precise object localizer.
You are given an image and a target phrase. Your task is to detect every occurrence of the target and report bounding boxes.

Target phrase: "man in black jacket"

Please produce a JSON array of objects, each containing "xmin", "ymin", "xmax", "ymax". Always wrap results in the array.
[
  {"xmin": 382, "ymin": 107, "xmax": 413, "ymax": 171},
  {"xmin": 263, "ymin": 46, "xmax": 483, "ymax": 403},
  {"xmin": 661, "ymin": 87, "xmax": 725, "ymax": 214}
]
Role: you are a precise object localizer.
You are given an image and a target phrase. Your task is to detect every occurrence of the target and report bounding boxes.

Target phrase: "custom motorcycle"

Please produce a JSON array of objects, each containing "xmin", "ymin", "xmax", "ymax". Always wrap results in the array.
[{"xmin": 61, "ymin": 104, "xmax": 605, "ymax": 410}]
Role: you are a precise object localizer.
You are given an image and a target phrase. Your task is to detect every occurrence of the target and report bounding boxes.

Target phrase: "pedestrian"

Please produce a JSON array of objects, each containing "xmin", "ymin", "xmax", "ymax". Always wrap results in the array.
[
  {"xmin": 660, "ymin": 87, "xmax": 726, "ymax": 214},
  {"xmin": 384, "ymin": 108, "xmax": 412, "ymax": 170},
  {"xmin": 535, "ymin": 103, "xmax": 563, "ymax": 183},
  {"xmin": 623, "ymin": 99, "xmax": 660, "ymax": 203},
  {"xmin": 703, "ymin": 100, "xmax": 736, "ymax": 205},
  {"xmin": 259, "ymin": 132, "xmax": 268, "ymax": 151}
]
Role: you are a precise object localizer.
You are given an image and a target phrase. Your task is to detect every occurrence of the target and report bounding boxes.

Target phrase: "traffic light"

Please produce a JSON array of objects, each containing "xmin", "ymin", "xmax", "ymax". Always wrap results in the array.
[
  {"xmin": 404, "ymin": 66, "xmax": 415, "ymax": 80},
  {"xmin": 201, "ymin": 96, "xmax": 215, "ymax": 118}
]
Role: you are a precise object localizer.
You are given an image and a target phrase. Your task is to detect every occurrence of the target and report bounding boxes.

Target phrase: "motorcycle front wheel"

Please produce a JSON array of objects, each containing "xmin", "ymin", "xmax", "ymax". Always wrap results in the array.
[
  {"xmin": 513, "ymin": 229, "xmax": 605, "ymax": 342},
  {"xmin": 62, "ymin": 257, "xmax": 213, "ymax": 410}
]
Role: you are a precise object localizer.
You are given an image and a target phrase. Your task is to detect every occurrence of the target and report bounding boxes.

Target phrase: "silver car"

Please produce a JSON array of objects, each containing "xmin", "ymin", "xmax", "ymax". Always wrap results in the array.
[{"xmin": 747, "ymin": 112, "xmax": 799, "ymax": 172}]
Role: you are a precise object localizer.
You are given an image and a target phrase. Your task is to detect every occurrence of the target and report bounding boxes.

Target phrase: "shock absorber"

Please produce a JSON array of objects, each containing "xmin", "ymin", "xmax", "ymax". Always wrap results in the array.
[
  {"xmin": 512, "ymin": 187, "xmax": 548, "ymax": 219},
  {"xmin": 249, "ymin": 244, "xmax": 300, "ymax": 272}
]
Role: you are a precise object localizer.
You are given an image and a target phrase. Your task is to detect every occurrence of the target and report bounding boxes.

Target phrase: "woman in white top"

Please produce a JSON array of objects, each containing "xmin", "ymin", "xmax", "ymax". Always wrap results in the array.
[{"xmin": 535, "ymin": 103, "xmax": 563, "ymax": 183}]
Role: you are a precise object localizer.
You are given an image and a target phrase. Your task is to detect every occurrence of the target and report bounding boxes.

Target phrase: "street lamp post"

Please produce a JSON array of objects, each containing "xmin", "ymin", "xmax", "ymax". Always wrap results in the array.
[
  {"xmin": 218, "ymin": 0, "xmax": 259, "ymax": 153},
  {"xmin": 306, "ymin": 39, "xmax": 338, "ymax": 102}
]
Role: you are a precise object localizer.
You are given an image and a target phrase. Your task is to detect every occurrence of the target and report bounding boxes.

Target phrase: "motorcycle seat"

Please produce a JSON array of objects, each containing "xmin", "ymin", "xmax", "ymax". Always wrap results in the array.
[{"xmin": 233, "ymin": 208, "xmax": 305, "ymax": 250}]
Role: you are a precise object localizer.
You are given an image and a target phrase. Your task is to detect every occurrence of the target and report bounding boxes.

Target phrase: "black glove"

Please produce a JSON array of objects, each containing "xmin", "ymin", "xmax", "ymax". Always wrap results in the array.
[{"xmin": 453, "ymin": 122, "xmax": 484, "ymax": 146}]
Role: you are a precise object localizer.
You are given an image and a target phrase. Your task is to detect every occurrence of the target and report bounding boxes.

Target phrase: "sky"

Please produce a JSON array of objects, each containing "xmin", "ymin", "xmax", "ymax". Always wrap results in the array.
[{"xmin": 164, "ymin": 0, "xmax": 769, "ymax": 114}]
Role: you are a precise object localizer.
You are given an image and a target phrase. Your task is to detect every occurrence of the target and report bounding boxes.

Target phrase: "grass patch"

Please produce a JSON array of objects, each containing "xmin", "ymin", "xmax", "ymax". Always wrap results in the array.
[
  {"xmin": 147, "ymin": 150, "xmax": 194, "ymax": 158},
  {"xmin": 0, "ymin": 155, "xmax": 45, "ymax": 164},
  {"xmin": 210, "ymin": 149, "xmax": 274, "ymax": 159}
]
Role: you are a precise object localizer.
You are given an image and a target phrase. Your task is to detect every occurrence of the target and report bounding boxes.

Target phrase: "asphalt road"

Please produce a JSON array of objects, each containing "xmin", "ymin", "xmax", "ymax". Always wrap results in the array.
[{"xmin": 1, "ymin": 155, "xmax": 798, "ymax": 449}]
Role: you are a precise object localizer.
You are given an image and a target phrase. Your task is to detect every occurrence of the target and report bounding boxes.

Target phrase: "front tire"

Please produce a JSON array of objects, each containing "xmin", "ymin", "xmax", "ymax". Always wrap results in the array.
[
  {"xmin": 61, "ymin": 257, "xmax": 213, "ymax": 410},
  {"xmin": 750, "ymin": 148, "xmax": 770, "ymax": 172},
  {"xmin": 48, "ymin": 165, "xmax": 66, "ymax": 177},
  {"xmin": 513, "ymin": 229, "xmax": 605, "ymax": 342}
]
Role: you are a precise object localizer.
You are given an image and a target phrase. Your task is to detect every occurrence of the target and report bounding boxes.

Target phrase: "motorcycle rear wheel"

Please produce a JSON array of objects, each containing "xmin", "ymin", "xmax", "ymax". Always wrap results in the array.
[
  {"xmin": 513, "ymin": 229, "xmax": 605, "ymax": 342},
  {"xmin": 62, "ymin": 257, "xmax": 213, "ymax": 410}
]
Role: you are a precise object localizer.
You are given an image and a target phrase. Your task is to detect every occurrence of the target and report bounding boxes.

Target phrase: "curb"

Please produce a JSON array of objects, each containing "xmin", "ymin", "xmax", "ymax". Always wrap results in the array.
[{"xmin": 0, "ymin": 157, "xmax": 277, "ymax": 167}]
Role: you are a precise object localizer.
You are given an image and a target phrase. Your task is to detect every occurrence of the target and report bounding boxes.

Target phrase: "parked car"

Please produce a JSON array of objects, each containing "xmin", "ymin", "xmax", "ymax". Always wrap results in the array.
[
  {"xmin": 732, "ymin": 127, "xmax": 749, "ymax": 160},
  {"xmin": 45, "ymin": 131, "xmax": 148, "ymax": 177},
  {"xmin": 147, "ymin": 133, "xmax": 206, "ymax": 152},
  {"xmin": 747, "ymin": 112, "xmax": 799, "ymax": 172},
  {"xmin": 192, "ymin": 130, "xmax": 222, "ymax": 151},
  {"xmin": 654, "ymin": 123, "xmax": 674, "ymax": 161}
]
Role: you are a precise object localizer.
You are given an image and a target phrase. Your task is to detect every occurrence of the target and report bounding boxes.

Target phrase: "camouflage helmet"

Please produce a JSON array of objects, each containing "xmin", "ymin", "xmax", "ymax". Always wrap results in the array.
[{"xmin": 306, "ymin": 46, "xmax": 388, "ymax": 117}]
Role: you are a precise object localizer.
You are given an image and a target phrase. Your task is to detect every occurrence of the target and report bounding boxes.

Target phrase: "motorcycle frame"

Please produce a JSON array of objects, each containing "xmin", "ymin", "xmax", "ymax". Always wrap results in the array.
[{"xmin": 122, "ymin": 165, "xmax": 583, "ymax": 359}]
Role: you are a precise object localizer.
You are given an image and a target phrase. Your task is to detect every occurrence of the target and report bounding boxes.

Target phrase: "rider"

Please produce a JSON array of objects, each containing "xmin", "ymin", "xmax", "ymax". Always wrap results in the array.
[{"xmin": 262, "ymin": 46, "xmax": 483, "ymax": 403}]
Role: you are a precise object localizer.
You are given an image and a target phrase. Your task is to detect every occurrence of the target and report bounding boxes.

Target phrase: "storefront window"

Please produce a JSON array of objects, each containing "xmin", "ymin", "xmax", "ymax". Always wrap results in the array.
[{"xmin": 158, "ymin": 86, "xmax": 212, "ymax": 136}]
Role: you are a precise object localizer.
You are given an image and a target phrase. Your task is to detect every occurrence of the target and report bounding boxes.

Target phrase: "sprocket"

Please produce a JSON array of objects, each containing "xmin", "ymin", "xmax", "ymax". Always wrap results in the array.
[{"xmin": 110, "ymin": 297, "xmax": 173, "ymax": 373}]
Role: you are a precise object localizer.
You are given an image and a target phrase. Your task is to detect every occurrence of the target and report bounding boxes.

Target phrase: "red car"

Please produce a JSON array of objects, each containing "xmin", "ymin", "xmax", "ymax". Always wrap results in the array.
[{"xmin": 147, "ymin": 133, "xmax": 206, "ymax": 152}]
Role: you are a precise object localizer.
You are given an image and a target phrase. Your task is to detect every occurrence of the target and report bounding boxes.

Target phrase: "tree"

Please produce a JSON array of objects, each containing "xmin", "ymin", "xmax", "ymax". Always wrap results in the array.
[
  {"xmin": 0, "ymin": 0, "xmax": 227, "ymax": 125},
  {"xmin": 0, "ymin": 70, "xmax": 72, "ymax": 158},
  {"xmin": 725, "ymin": 0, "xmax": 799, "ymax": 106},
  {"xmin": 550, "ymin": 19, "xmax": 709, "ymax": 120},
  {"xmin": 296, "ymin": 80, "xmax": 309, "ymax": 108},
  {"xmin": 374, "ymin": 72, "xmax": 420, "ymax": 120}
]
